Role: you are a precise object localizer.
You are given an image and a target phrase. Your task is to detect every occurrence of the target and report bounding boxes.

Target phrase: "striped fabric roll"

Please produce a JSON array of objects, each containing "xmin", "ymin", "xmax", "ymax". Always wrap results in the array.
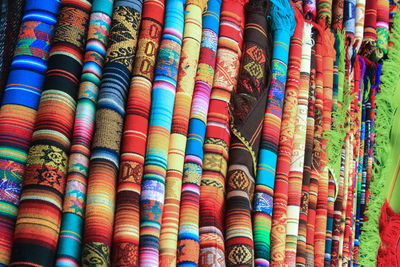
[
  {"xmin": 0, "ymin": 1, "xmax": 60, "ymax": 265},
  {"xmin": 303, "ymin": 0, "xmax": 316, "ymax": 21},
  {"xmin": 198, "ymin": 0, "xmax": 246, "ymax": 265},
  {"xmin": 225, "ymin": 0, "xmax": 271, "ymax": 265},
  {"xmin": 362, "ymin": 0, "xmax": 377, "ymax": 42},
  {"xmin": 306, "ymin": 31, "xmax": 324, "ymax": 267},
  {"xmin": 176, "ymin": 0, "xmax": 221, "ymax": 265},
  {"xmin": 138, "ymin": 0, "xmax": 185, "ymax": 264},
  {"xmin": 0, "ymin": 1, "xmax": 8, "ymax": 96},
  {"xmin": 269, "ymin": 7, "xmax": 302, "ymax": 266},
  {"xmin": 324, "ymin": 168, "xmax": 337, "ymax": 265},
  {"xmin": 317, "ymin": 0, "xmax": 332, "ymax": 26},
  {"xmin": 344, "ymin": 0, "xmax": 356, "ymax": 39},
  {"xmin": 296, "ymin": 35, "xmax": 316, "ymax": 267},
  {"xmin": 314, "ymin": 28, "xmax": 335, "ymax": 267},
  {"xmin": 9, "ymin": 1, "xmax": 91, "ymax": 266},
  {"xmin": 0, "ymin": 0, "xmax": 25, "ymax": 98},
  {"xmin": 159, "ymin": 0, "xmax": 206, "ymax": 264},
  {"xmin": 55, "ymin": 1, "xmax": 114, "ymax": 266},
  {"xmin": 354, "ymin": 0, "xmax": 366, "ymax": 51},
  {"xmin": 82, "ymin": 0, "xmax": 143, "ymax": 265},
  {"xmin": 111, "ymin": 0, "xmax": 165, "ymax": 265},
  {"xmin": 376, "ymin": 0, "xmax": 389, "ymax": 54},
  {"xmin": 332, "ymin": 0, "xmax": 344, "ymax": 30},
  {"xmin": 284, "ymin": 22, "xmax": 312, "ymax": 267}
]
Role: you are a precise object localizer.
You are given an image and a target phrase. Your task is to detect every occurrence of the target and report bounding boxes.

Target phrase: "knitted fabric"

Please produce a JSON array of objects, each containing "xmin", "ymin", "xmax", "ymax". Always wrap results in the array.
[
  {"xmin": 224, "ymin": 0, "xmax": 271, "ymax": 265},
  {"xmin": 138, "ymin": 0, "xmax": 185, "ymax": 264},
  {"xmin": 111, "ymin": 0, "xmax": 165, "ymax": 265},
  {"xmin": 81, "ymin": 0, "xmax": 143, "ymax": 265},
  {"xmin": 158, "ymin": 0, "xmax": 206, "ymax": 264},
  {"xmin": 0, "ymin": 1, "xmax": 60, "ymax": 265},
  {"xmin": 284, "ymin": 22, "xmax": 312, "ymax": 267},
  {"xmin": 269, "ymin": 7, "xmax": 302, "ymax": 266},
  {"xmin": 198, "ymin": 0, "xmax": 246, "ymax": 264},
  {"xmin": 9, "ymin": 1, "xmax": 91, "ymax": 266},
  {"xmin": 55, "ymin": 1, "xmax": 114, "ymax": 265}
]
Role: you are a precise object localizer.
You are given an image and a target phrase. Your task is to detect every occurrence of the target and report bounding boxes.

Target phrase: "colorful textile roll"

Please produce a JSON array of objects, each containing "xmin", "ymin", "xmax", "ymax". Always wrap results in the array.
[
  {"xmin": 82, "ymin": 0, "xmax": 143, "ymax": 265},
  {"xmin": 284, "ymin": 22, "xmax": 312, "ymax": 267},
  {"xmin": 159, "ymin": 0, "xmax": 206, "ymax": 264},
  {"xmin": 111, "ymin": 0, "xmax": 165, "ymax": 265},
  {"xmin": 175, "ymin": 0, "xmax": 221, "ymax": 265},
  {"xmin": 0, "ymin": 0, "xmax": 8, "ymax": 98},
  {"xmin": 55, "ymin": 1, "xmax": 114, "ymax": 266},
  {"xmin": 332, "ymin": 0, "xmax": 344, "ymax": 30},
  {"xmin": 296, "ymin": 34, "xmax": 316, "ymax": 267},
  {"xmin": 306, "ymin": 30, "xmax": 324, "ymax": 266},
  {"xmin": 9, "ymin": 0, "xmax": 91, "ymax": 266},
  {"xmin": 0, "ymin": 1, "xmax": 60, "ymax": 265},
  {"xmin": 354, "ymin": 0, "xmax": 366, "ymax": 51},
  {"xmin": 198, "ymin": 0, "xmax": 246, "ymax": 264},
  {"xmin": 317, "ymin": 0, "xmax": 332, "ymax": 26},
  {"xmin": 269, "ymin": 7, "xmax": 302, "ymax": 266},
  {"xmin": 225, "ymin": 0, "xmax": 271, "ymax": 265},
  {"xmin": 138, "ymin": 0, "xmax": 185, "ymax": 264},
  {"xmin": 303, "ymin": 0, "xmax": 316, "ymax": 21},
  {"xmin": 0, "ymin": 0, "xmax": 25, "ymax": 99},
  {"xmin": 376, "ymin": 0, "xmax": 389, "ymax": 55},
  {"xmin": 174, "ymin": 0, "xmax": 220, "ymax": 264},
  {"xmin": 344, "ymin": 0, "xmax": 356, "ymax": 40},
  {"xmin": 324, "ymin": 168, "xmax": 336, "ymax": 265},
  {"xmin": 362, "ymin": 0, "xmax": 377, "ymax": 43}
]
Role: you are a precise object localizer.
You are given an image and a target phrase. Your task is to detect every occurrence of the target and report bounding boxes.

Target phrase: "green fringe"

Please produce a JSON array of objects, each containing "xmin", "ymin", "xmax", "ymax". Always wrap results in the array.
[
  {"xmin": 358, "ymin": 12, "xmax": 400, "ymax": 266},
  {"xmin": 325, "ymin": 28, "xmax": 349, "ymax": 197}
]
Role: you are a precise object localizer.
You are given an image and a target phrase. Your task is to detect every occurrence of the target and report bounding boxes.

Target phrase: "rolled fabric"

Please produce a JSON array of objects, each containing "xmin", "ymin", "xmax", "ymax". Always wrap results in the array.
[
  {"xmin": 362, "ymin": 0, "xmax": 377, "ymax": 43},
  {"xmin": 0, "ymin": 0, "xmax": 25, "ymax": 98},
  {"xmin": 138, "ymin": 0, "xmax": 185, "ymax": 264},
  {"xmin": 269, "ymin": 7, "xmax": 302, "ymax": 266},
  {"xmin": 111, "ymin": 0, "xmax": 165, "ymax": 265},
  {"xmin": 296, "ymin": 33, "xmax": 316, "ymax": 267},
  {"xmin": 331, "ymin": 0, "xmax": 344, "ymax": 30},
  {"xmin": 344, "ymin": 0, "xmax": 356, "ymax": 41},
  {"xmin": 0, "ymin": 1, "xmax": 60, "ymax": 265},
  {"xmin": 317, "ymin": 0, "xmax": 332, "ymax": 26},
  {"xmin": 376, "ymin": 0, "xmax": 389, "ymax": 55},
  {"xmin": 9, "ymin": 0, "xmax": 91, "ymax": 265},
  {"xmin": 0, "ymin": 1, "xmax": 8, "ymax": 97},
  {"xmin": 176, "ymin": 0, "xmax": 221, "ymax": 265},
  {"xmin": 314, "ymin": 28, "xmax": 335, "ymax": 267},
  {"xmin": 284, "ymin": 22, "xmax": 312, "ymax": 267},
  {"xmin": 324, "ymin": 168, "xmax": 337, "ymax": 265},
  {"xmin": 306, "ymin": 29, "xmax": 324, "ymax": 267},
  {"xmin": 81, "ymin": 0, "xmax": 144, "ymax": 265},
  {"xmin": 55, "ymin": 1, "xmax": 114, "ymax": 265},
  {"xmin": 159, "ymin": 0, "xmax": 207, "ymax": 264},
  {"xmin": 224, "ymin": 0, "xmax": 271, "ymax": 265},
  {"xmin": 303, "ymin": 0, "xmax": 316, "ymax": 21},
  {"xmin": 354, "ymin": 0, "xmax": 366, "ymax": 52}
]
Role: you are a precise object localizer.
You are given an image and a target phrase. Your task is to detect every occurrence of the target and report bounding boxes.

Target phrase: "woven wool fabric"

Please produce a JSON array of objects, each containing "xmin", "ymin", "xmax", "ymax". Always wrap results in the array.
[
  {"xmin": 314, "ymin": 28, "xmax": 335, "ymax": 267},
  {"xmin": 344, "ymin": 0, "xmax": 356, "ymax": 40},
  {"xmin": 224, "ymin": 0, "xmax": 271, "ymax": 265},
  {"xmin": 158, "ymin": 0, "xmax": 206, "ymax": 265},
  {"xmin": 303, "ymin": 0, "xmax": 316, "ymax": 21},
  {"xmin": 295, "ymin": 37, "xmax": 316, "ymax": 267},
  {"xmin": 306, "ymin": 31, "xmax": 324, "ymax": 267},
  {"xmin": 324, "ymin": 169, "xmax": 336, "ymax": 265},
  {"xmin": 55, "ymin": 1, "xmax": 114, "ymax": 266},
  {"xmin": 175, "ymin": 0, "xmax": 221, "ymax": 265},
  {"xmin": 138, "ymin": 0, "xmax": 185, "ymax": 264},
  {"xmin": 111, "ymin": 0, "xmax": 164, "ymax": 265},
  {"xmin": 197, "ymin": 0, "xmax": 245, "ymax": 265},
  {"xmin": 284, "ymin": 22, "xmax": 312, "ymax": 267},
  {"xmin": 376, "ymin": 0, "xmax": 389, "ymax": 55},
  {"xmin": 332, "ymin": 0, "xmax": 344, "ymax": 30},
  {"xmin": 354, "ymin": 0, "xmax": 366, "ymax": 51},
  {"xmin": 268, "ymin": 7, "xmax": 302, "ymax": 266},
  {"xmin": 317, "ymin": 0, "xmax": 332, "ymax": 26},
  {"xmin": 9, "ymin": 1, "xmax": 91, "ymax": 266},
  {"xmin": 81, "ymin": 1, "xmax": 143, "ymax": 265},
  {"xmin": 0, "ymin": 1, "xmax": 8, "ymax": 96},
  {"xmin": 0, "ymin": 1, "xmax": 60, "ymax": 265},
  {"xmin": 362, "ymin": 0, "xmax": 377, "ymax": 43},
  {"xmin": 0, "ymin": 0, "xmax": 25, "ymax": 100}
]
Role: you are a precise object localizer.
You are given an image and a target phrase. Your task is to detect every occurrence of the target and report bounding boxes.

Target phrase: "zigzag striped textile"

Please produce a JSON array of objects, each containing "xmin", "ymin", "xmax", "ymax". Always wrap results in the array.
[
  {"xmin": 0, "ymin": 1, "xmax": 60, "ymax": 265},
  {"xmin": 9, "ymin": 0, "xmax": 91, "ymax": 265},
  {"xmin": 81, "ymin": 0, "xmax": 143, "ymax": 265}
]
